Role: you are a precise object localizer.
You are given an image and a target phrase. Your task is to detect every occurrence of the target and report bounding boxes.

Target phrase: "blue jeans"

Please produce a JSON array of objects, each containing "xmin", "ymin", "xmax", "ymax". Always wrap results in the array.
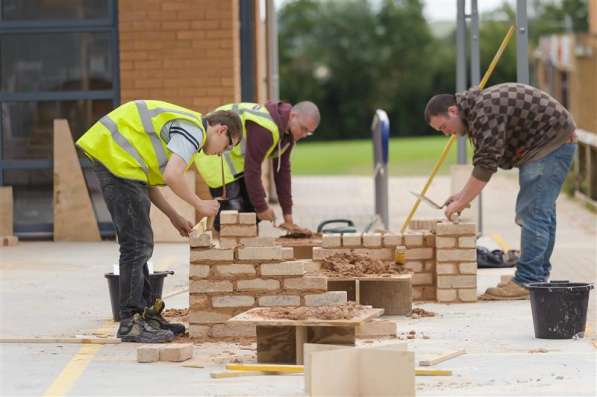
[{"xmin": 513, "ymin": 143, "xmax": 576, "ymax": 286}]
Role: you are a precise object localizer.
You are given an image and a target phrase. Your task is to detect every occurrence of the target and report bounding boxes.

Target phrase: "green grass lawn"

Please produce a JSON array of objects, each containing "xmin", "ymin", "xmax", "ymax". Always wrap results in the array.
[{"xmin": 292, "ymin": 135, "xmax": 474, "ymax": 176}]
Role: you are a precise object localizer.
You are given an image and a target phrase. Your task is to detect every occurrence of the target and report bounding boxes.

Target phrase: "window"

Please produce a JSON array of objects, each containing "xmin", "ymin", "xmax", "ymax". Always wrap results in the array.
[{"xmin": 0, "ymin": 0, "xmax": 118, "ymax": 236}]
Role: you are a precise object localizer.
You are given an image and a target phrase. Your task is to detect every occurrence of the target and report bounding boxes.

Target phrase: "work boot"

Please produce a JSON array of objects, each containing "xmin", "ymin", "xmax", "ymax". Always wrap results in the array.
[
  {"xmin": 481, "ymin": 280, "xmax": 529, "ymax": 300},
  {"xmin": 143, "ymin": 298, "xmax": 186, "ymax": 336},
  {"xmin": 117, "ymin": 313, "xmax": 175, "ymax": 343}
]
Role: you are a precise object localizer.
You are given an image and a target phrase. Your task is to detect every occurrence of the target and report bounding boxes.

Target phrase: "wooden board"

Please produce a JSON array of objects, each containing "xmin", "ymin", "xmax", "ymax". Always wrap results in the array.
[
  {"xmin": 419, "ymin": 349, "xmax": 465, "ymax": 366},
  {"xmin": 256, "ymin": 326, "xmax": 296, "ymax": 364},
  {"xmin": 304, "ymin": 343, "xmax": 354, "ymax": 394},
  {"xmin": 229, "ymin": 307, "xmax": 384, "ymax": 327},
  {"xmin": 359, "ymin": 279, "xmax": 412, "ymax": 315},
  {"xmin": 310, "ymin": 348, "xmax": 359, "ymax": 397},
  {"xmin": 0, "ymin": 186, "xmax": 13, "ymax": 236},
  {"xmin": 53, "ymin": 119, "xmax": 101, "ymax": 241},
  {"xmin": 325, "ymin": 274, "xmax": 412, "ymax": 282},
  {"xmin": 306, "ymin": 326, "xmax": 355, "ymax": 346},
  {"xmin": 150, "ymin": 170, "xmax": 196, "ymax": 242}
]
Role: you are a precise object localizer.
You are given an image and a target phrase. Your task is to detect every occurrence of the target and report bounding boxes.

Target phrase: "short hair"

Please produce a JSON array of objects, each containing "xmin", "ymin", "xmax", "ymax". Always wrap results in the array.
[
  {"xmin": 292, "ymin": 101, "xmax": 320, "ymax": 126},
  {"xmin": 204, "ymin": 110, "xmax": 242, "ymax": 141},
  {"xmin": 424, "ymin": 94, "xmax": 456, "ymax": 123}
]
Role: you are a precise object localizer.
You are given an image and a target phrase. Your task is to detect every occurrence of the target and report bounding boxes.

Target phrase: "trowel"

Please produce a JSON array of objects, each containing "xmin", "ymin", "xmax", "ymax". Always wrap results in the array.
[{"xmin": 409, "ymin": 191, "xmax": 446, "ymax": 209}]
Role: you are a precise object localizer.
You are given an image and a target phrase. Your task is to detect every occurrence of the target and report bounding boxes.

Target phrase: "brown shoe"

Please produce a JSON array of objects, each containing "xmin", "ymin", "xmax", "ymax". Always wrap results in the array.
[{"xmin": 481, "ymin": 280, "xmax": 529, "ymax": 300}]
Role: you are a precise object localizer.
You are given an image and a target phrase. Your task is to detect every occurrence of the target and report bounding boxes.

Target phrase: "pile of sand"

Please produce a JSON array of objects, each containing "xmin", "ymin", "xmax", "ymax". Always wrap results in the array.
[
  {"xmin": 251, "ymin": 302, "xmax": 370, "ymax": 321},
  {"xmin": 318, "ymin": 252, "xmax": 407, "ymax": 277}
]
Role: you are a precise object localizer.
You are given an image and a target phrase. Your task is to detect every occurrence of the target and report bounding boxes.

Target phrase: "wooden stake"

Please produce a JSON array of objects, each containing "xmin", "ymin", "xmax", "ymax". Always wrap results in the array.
[{"xmin": 419, "ymin": 349, "xmax": 465, "ymax": 367}]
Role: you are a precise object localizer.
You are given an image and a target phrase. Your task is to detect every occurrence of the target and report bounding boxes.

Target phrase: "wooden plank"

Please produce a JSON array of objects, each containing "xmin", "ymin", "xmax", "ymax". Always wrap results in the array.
[
  {"xmin": 53, "ymin": 119, "xmax": 101, "ymax": 241},
  {"xmin": 325, "ymin": 274, "xmax": 412, "ymax": 282},
  {"xmin": 210, "ymin": 370, "xmax": 277, "ymax": 379},
  {"xmin": 359, "ymin": 348, "xmax": 415, "ymax": 397},
  {"xmin": 228, "ymin": 307, "xmax": 384, "ymax": 327},
  {"xmin": 310, "ymin": 348, "xmax": 359, "ymax": 397},
  {"xmin": 359, "ymin": 279, "xmax": 412, "ymax": 315},
  {"xmin": 225, "ymin": 363, "xmax": 303, "ymax": 373},
  {"xmin": 256, "ymin": 326, "xmax": 296, "ymax": 364},
  {"xmin": 415, "ymin": 368, "xmax": 452, "ymax": 376},
  {"xmin": 307, "ymin": 326, "xmax": 355, "ymax": 346},
  {"xmin": 0, "ymin": 336, "xmax": 120, "ymax": 344},
  {"xmin": 150, "ymin": 170, "xmax": 196, "ymax": 242},
  {"xmin": 419, "ymin": 349, "xmax": 465, "ymax": 367},
  {"xmin": 304, "ymin": 343, "xmax": 350, "ymax": 394},
  {"xmin": 295, "ymin": 326, "xmax": 306, "ymax": 364},
  {"xmin": 0, "ymin": 186, "xmax": 13, "ymax": 236}
]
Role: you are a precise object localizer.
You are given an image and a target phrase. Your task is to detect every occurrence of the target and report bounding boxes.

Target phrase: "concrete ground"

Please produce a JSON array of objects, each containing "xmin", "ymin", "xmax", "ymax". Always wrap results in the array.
[{"xmin": 1, "ymin": 174, "xmax": 595, "ymax": 396}]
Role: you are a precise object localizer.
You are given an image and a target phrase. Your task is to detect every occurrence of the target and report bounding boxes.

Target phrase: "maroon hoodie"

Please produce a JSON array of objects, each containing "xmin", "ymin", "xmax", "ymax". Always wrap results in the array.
[{"xmin": 243, "ymin": 101, "xmax": 294, "ymax": 215}]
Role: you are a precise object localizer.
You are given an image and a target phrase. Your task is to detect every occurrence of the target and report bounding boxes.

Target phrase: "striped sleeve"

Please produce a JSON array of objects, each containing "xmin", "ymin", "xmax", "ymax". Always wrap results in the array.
[{"xmin": 165, "ymin": 119, "xmax": 204, "ymax": 164}]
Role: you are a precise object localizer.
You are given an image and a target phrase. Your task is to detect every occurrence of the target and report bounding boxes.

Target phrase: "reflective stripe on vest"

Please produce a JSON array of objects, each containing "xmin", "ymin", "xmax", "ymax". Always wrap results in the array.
[
  {"xmin": 98, "ymin": 115, "xmax": 150, "ymax": 175},
  {"xmin": 135, "ymin": 100, "xmax": 168, "ymax": 175}
]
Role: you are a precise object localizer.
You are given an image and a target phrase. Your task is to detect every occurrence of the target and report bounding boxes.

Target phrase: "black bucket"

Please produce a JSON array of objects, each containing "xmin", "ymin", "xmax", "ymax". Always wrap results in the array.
[
  {"xmin": 527, "ymin": 281, "xmax": 594, "ymax": 339},
  {"xmin": 105, "ymin": 270, "xmax": 175, "ymax": 321}
]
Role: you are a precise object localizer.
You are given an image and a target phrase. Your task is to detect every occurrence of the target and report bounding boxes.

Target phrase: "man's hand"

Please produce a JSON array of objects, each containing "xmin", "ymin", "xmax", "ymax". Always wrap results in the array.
[
  {"xmin": 279, "ymin": 222, "xmax": 313, "ymax": 237},
  {"xmin": 443, "ymin": 192, "xmax": 463, "ymax": 207},
  {"xmin": 196, "ymin": 199, "xmax": 220, "ymax": 218},
  {"xmin": 169, "ymin": 213, "xmax": 194, "ymax": 237},
  {"xmin": 445, "ymin": 199, "xmax": 467, "ymax": 221},
  {"xmin": 257, "ymin": 207, "xmax": 276, "ymax": 223}
]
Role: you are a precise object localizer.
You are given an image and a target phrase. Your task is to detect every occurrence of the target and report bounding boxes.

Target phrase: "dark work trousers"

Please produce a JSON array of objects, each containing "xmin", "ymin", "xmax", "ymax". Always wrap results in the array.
[
  {"xmin": 210, "ymin": 177, "xmax": 257, "ymax": 231},
  {"xmin": 94, "ymin": 162, "xmax": 154, "ymax": 320}
]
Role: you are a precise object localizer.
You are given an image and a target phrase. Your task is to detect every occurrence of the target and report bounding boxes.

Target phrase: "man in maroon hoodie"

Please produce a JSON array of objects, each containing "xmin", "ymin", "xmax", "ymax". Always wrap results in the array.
[{"xmin": 195, "ymin": 100, "xmax": 320, "ymax": 234}]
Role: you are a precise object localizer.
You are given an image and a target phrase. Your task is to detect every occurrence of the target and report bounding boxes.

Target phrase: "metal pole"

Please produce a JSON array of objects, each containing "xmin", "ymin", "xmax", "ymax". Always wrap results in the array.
[
  {"xmin": 470, "ymin": 0, "xmax": 483, "ymax": 234},
  {"xmin": 516, "ymin": 0, "xmax": 529, "ymax": 83},
  {"xmin": 372, "ymin": 110, "xmax": 389, "ymax": 230},
  {"xmin": 456, "ymin": 0, "xmax": 467, "ymax": 164}
]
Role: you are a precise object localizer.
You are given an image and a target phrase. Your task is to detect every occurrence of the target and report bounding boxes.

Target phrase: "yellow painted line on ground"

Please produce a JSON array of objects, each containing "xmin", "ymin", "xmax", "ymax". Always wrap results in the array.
[
  {"xmin": 490, "ymin": 233, "xmax": 512, "ymax": 252},
  {"xmin": 42, "ymin": 320, "xmax": 115, "ymax": 397}
]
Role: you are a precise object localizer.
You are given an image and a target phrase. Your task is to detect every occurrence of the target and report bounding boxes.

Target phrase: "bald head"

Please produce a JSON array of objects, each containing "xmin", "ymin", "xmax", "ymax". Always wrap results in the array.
[{"xmin": 287, "ymin": 101, "xmax": 320, "ymax": 142}]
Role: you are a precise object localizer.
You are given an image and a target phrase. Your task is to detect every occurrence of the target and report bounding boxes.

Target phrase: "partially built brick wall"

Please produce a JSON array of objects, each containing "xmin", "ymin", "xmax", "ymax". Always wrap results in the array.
[{"xmin": 188, "ymin": 211, "xmax": 346, "ymax": 340}]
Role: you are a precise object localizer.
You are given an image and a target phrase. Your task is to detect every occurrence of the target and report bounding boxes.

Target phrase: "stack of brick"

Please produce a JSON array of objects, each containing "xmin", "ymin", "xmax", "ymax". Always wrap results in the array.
[
  {"xmin": 217, "ymin": 210, "xmax": 274, "ymax": 249},
  {"xmin": 434, "ymin": 222, "xmax": 478, "ymax": 302},
  {"xmin": 189, "ymin": 210, "xmax": 348, "ymax": 340},
  {"xmin": 312, "ymin": 231, "xmax": 435, "ymax": 300}
]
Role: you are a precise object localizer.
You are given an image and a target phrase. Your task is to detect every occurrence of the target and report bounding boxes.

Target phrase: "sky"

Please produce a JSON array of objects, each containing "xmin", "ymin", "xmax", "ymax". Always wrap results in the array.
[{"xmin": 423, "ymin": 0, "xmax": 515, "ymax": 22}]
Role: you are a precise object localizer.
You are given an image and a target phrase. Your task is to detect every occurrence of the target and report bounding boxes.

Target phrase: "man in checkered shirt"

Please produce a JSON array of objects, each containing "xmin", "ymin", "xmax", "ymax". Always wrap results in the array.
[{"xmin": 425, "ymin": 83, "xmax": 577, "ymax": 300}]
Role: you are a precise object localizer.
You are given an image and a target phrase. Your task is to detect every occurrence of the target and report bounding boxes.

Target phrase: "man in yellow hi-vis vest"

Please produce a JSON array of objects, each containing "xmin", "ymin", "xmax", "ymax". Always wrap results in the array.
[
  {"xmin": 194, "ymin": 101, "xmax": 319, "ymax": 235},
  {"xmin": 76, "ymin": 100, "xmax": 241, "ymax": 343}
]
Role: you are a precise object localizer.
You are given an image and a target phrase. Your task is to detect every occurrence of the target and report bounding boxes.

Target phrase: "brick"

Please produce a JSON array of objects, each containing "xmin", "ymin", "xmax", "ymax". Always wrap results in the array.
[
  {"xmin": 190, "ymin": 280, "xmax": 233, "ymax": 293},
  {"xmin": 282, "ymin": 247, "xmax": 294, "ymax": 260},
  {"xmin": 436, "ymin": 249, "xmax": 476, "ymax": 262},
  {"xmin": 284, "ymin": 276, "xmax": 327, "ymax": 291},
  {"xmin": 220, "ymin": 224, "xmax": 258, "ymax": 237},
  {"xmin": 437, "ymin": 275, "xmax": 477, "ymax": 289},
  {"xmin": 436, "ymin": 289, "xmax": 457, "ymax": 302},
  {"xmin": 189, "ymin": 265, "xmax": 210, "ymax": 278},
  {"xmin": 403, "ymin": 232, "xmax": 424, "ymax": 247},
  {"xmin": 409, "ymin": 218, "xmax": 440, "ymax": 231},
  {"xmin": 436, "ymin": 263, "xmax": 458, "ymax": 275},
  {"xmin": 237, "ymin": 247, "xmax": 283, "ymax": 261},
  {"xmin": 304, "ymin": 261, "xmax": 321, "ymax": 273},
  {"xmin": 218, "ymin": 238, "xmax": 238, "ymax": 249},
  {"xmin": 356, "ymin": 319, "xmax": 397, "ymax": 337},
  {"xmin": 258, "ymin": 295, "xmax": 301, "ymax": 306},
  {"xmin": 403, "ymin": 261, "xmax": 424, "ymax": 273},
  {"xmin": 436, "ymin": 237, "xmax": 456, "ymax": 248},
  {"xmin": 322, "ymin": 234, "xmax": 342, "ymax": 248},
  {"xmin": 211, "ymin": 295, "xmax": 255, "ymax": 308},
  {"xmin": 159, "ymin": 343, "xmax": 193, "ymax": 362},
  {"xmin": 1, "ymin": 236, "xmax": 18, "ymax": 246},
  {"xmin": 190, "ymin": 310, "xmax": 234, "ymax": 323},
  {"xmin": 238, "ymin": 212, "xmax": 257, "ymax": 224},
  {"xmin": 189, "ymin": 294, "xmax": 209, "ymax": 309},
  {"xmin": 220, "ymin": 210, "xmax": 238, "ymax": 224},
  {"xmin": 424, "ymin": 261, "xmax": 435, "ymax": 272},
  {"xmin": 304, "ymin": 291, "xmax": 347, "ymax": 307},
  {"xmin": 189, "ymin": 324, "xmax": 209, "ymax": 339},
  {"xmin": 383, "ymin": 233, "xmax": 403, "ymax": 247},
  {"xmin": 312, "ymin": 247, "xmax": 344, "ymax": 260},
  {"xmin": 137, "ymin": 345, "xmax": 160, "ymax": 363},
  {"xmin": 342, "ymin": 233, "xmax": 362, "ymax": 247},
  {"xmin": 239, "ymin": 237, "xmax": 275, "ymax": 247},
  {"xmin": 458, "ymin": 262, "xmax": 477, "ymax": 274},
  {"xmin": 214, "ymin": 264, "xmax": 256, "ymax": 278},
  {"xmin": 261, "ymin": 261, "xmax": 305, "ymax": 276},
  {"xmin": 237, "ymin": 278, "xmax": 280, "ymax": 291},
  {"xmin": 412, "ymin": 287, "xmax": 423, "ymax": 300},
  {"xmin": 435, "ymin": 222, "xmax": 476, "ymax": 236},
  {"xmin": 458, "ymin": 289, "xmax": 477, "ymax": 302},
  {"xmin": 422, "ymin": 286, "xmax": 437, "ymax": 300},
  {"xmin": 412, "ymin": 273, "xmax": 433, "ymax": 286},
  {"xmin": 209, "ymin": 324, "xmax": 256, "ymax": 338},
  {"xmin": 189, "ymin": 231, "xmax": 212, "ymax": 248},
  {"xmin": 352, "ymin": 248, "xmax": 394, "ymax": 261},
  {"xmin": 362, "ymin": 233, "xmax": 382, "ymax": 247},
  {"xmin": 423, "ymin": 231, "xmax": 435, "ymax": 247},
  {"xmin": 190, "ymin": 248, "xmax": 234, "ymax": 263},
  {"xmin": 405, "ymin": 247, "xmax": 434, "ymax": 260},
  {"xmin": 458, "ymin": 236, "xmax": 476, "ymax": 248}
]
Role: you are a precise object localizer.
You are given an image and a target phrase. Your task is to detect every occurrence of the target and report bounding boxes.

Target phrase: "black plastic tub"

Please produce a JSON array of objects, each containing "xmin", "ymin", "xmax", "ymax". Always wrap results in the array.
[
  {"xmin": 105, "ymin": 270, "xmax": 174, "ymax": 321},
  {"xmin": 527, "ymin": 281, "xmax": 593, "ymax": 339}
]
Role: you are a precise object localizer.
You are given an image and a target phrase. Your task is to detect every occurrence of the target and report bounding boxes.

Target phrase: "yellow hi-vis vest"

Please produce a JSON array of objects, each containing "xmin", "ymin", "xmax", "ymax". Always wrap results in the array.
[
  {"xmin": 194, "ymin": 103, "xmax": 290, "ymax": 188},
  {"xmin": 76, "ymin": 100, "xmax": 206, "ymax": 186}
]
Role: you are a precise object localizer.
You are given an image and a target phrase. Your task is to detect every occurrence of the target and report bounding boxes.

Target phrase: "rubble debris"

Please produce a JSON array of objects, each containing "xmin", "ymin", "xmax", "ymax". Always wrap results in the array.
[
  {"xmin": 163, "ymin": 308, "xmax": 190, "ymax": 318},
  {"xmin": 319, "ymin": 253, "xmax": 408, "ymax": 277},
  {"xmin": 249, "ymin": 302, "xmax": 372, "ymax": 321},
  {"xmin": 408, "ymin": 308, "xmax": 436, "ymax": 318}
]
